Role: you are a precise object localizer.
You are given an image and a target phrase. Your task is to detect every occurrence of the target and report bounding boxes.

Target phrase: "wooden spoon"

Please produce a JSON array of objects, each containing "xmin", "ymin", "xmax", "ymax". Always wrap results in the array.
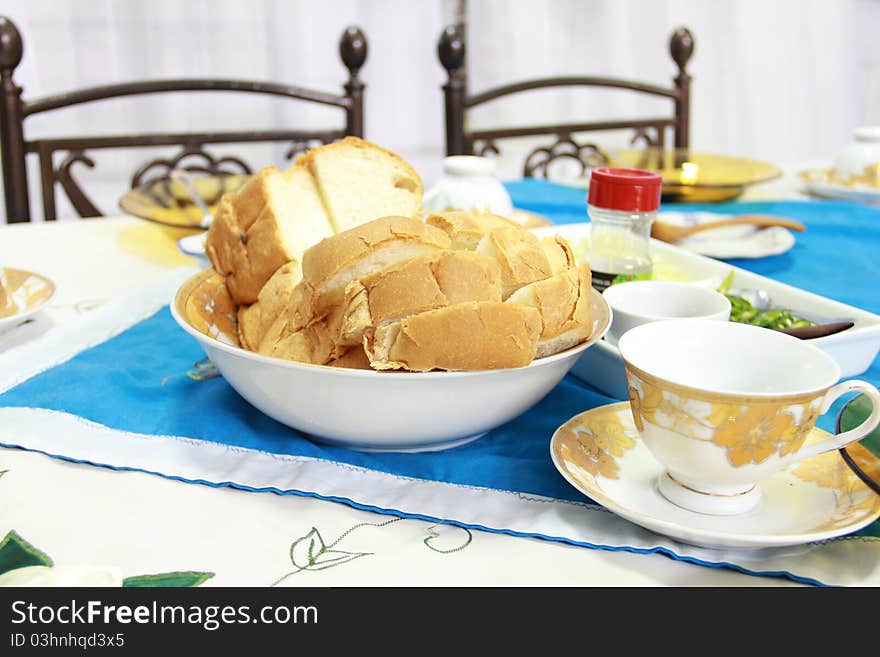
[{"xmin": 651, "ymin": 214, "xmax": 806, "ymax": 243}]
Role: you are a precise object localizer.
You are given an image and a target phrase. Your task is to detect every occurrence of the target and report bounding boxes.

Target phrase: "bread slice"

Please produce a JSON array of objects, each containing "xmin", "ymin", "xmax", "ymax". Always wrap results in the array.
[
  {"xmin": 540, "ymin": 235, "xmax": 576, "ymax": 274},
  {"xmin": 237, "ymin": 261, "xmax": 302, "ymax": 352},
  {"xmin": 337, "ymin": 250, "xmax": 502, "ymax": 349},
  {"xmin": 365, "ymin": 301, "xmax": 541, "ymax": 372},
  {"xmin": 205, "ymin": 166, "xmax": 334, "ymax": 304},
  {"xmin": 267, "ymin": 301, "xmax": 345, "ymax": 365},
  {"xmin": 304, "ymin": 137, "xmax": 423, "ymax": 233},
  {"xmin": 425, "ymin": 211, "xmax": 519, "ymax": 250},
  {"xmin": 505, "ymin": 265, "xmax": 593, "ymax": 358},
  {"xmin": 476, "ymin": 227, "xmax": 570, "ymax": 298},
  {"xmin": 296, "ymin": 215, "xmax": 450, "ymax": 323}
]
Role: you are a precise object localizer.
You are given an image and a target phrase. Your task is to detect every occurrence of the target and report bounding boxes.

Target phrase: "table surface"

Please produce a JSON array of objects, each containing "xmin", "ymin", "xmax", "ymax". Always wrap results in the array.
[{"xmin": 0, "ymin": 175, "xmax": 842, "ymax": 587}]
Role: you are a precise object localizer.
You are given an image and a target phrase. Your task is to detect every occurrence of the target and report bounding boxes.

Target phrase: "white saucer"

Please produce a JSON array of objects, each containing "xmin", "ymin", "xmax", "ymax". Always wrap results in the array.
[
  {"xmin": 550, "ymin": 402, "xmax": 880, "ymax": 549},
  {"xmin": 0, "ymin": 267, "xmax": 56, "ymax": 331},
  {"xmin": 177, "ymin": 234, "xmax": 210, "ymax": 267},
  {"xmin": 656, "ymin": 211, "xmax": 795, "ymax": 259},
  {"xmin": 798, "ymin": 168, "xmax": 880, "ymax": 205}
]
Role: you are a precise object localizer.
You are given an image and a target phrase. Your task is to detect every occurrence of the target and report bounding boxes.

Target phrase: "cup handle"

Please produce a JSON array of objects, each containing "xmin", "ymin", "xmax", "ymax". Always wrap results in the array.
[{"xmin": 796, "ymin": 381, "xmax": 880, "ymax": 462}]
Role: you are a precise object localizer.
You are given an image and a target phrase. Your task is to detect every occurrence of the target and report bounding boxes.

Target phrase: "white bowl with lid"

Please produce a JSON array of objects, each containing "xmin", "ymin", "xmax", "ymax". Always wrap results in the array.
[
  {"xmin": 423, "ymin": 155, "xmax": 514, "ymax": 216},
  {"xmin": 833, "ymin": 126, "xmax": 880, "ymax": 185}
]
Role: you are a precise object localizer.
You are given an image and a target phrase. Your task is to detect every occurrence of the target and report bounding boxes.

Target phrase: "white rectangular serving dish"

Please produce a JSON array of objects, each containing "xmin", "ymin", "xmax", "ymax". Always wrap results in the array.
[{"xmin": 533, "ymin": 223, "xmax": 880, "ymax": 399}]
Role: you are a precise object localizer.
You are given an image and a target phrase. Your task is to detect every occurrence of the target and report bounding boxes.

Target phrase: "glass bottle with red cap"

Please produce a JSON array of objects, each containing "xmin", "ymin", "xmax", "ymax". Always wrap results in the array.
[{"xmin": 587, "ymin": 167, "xmax": 663, "ymax": 292}]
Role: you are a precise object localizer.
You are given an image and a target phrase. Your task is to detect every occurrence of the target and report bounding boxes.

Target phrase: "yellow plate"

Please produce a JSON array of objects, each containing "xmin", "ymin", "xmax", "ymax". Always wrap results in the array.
[
  {"xmin": 607, "ymin": 149, "xmax": 782, "ymax": 203},
  {"xmin": 0, "ymin": 267, "xmax": 56, "ymax": 329},
  {"xmin": 118, "ymin": 174, "xmax": 251, "ymax": 228}
]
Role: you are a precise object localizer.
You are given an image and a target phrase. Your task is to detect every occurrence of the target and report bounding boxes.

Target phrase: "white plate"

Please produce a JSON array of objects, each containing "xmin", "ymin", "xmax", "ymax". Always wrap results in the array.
[
  {"xmin": 550, "ymin": 403, "xmax": 880, "ymax": 549},
  {"xmin": 655, "ymin": 211, "xmax": 795, "ymax": 259},
  {"xmin": 532, "ymin": 223, "xmax": 880, "ymax": 395},
  {"xmin": 0, "ymin": 268, "xmax": 56, "ymax": 331},
  {"xmin": 798, "ymin": 168, "xmax": 880, "ymax": 205}
]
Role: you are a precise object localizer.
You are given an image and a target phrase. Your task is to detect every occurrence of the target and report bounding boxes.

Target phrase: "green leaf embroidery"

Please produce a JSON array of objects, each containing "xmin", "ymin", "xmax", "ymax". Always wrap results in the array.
[
  {"xmin": 424, "ymin": 523, "xmax": 473, "ymax": 553},
  {"xmin": 0, "ymin": 470, "xmax": 7, "ymax": 479},
  {"xmin": 290, "ymin": 528, "xmax": 369, "ymax": 571},
  {"xmin": 122, "ymin": 571, "xmax": 214, "ymax": 588},
  {"xmin": 0, "ymin": 531, "xmax": 53, "ymax": 576}
]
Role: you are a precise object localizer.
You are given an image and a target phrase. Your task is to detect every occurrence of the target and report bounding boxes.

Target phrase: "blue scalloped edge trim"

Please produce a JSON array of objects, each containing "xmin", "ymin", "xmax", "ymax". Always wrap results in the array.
[{"xmin": 0, "ymin": 440, "xmax": 829, "ymax": 587}]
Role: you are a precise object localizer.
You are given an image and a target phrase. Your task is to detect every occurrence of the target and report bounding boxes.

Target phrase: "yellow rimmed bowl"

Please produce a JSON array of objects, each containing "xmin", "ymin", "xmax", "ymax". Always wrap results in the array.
[
  {"xmin": 119, "ymin": 174, "xmax": 251, "ymax": 228},
  {"xmin": 608, "ymin": 148, "xmax": 782, "ymax": 203}
]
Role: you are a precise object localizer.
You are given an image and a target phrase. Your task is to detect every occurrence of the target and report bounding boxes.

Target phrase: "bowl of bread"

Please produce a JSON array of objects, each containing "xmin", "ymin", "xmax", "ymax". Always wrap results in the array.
[{"xmin": 172, "ymin": 137, "xmax": 610, "ymax": 451}]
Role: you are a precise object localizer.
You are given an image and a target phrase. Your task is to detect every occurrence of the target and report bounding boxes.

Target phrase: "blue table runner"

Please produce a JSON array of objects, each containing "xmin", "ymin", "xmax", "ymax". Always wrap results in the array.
[{"xmin": 2, "ymin": 181, "xmax": 879, "ymax": 557}]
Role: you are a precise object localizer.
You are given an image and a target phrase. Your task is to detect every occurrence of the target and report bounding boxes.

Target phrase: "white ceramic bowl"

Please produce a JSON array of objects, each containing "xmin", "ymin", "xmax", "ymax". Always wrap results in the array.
[
  {"xmin": 833, "ymin": 126, "xmax": 880, "ymax": 184},
  {"xmin": 171, "ymin": 270, "xmax": 611, "ymax": 452},
  {"xmin": 422, "ymin": 155, "xmax": 514, "ymax": 217},
  {"xmin": 601, "ymin": 280, "xmax": 731, "ymax": 346}
]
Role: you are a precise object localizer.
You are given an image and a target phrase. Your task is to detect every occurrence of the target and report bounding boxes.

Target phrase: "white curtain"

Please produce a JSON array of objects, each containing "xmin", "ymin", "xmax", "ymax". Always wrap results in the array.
[{"xmin": 0, "ymin": 0, "xmax": 875, "ymax": 221}]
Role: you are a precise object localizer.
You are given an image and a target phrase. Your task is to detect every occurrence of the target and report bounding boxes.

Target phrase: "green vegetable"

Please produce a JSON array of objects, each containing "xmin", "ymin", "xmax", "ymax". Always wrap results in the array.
[{"xmin": 720, "ymin": 276, "xmax": 814, "ymax": 330}]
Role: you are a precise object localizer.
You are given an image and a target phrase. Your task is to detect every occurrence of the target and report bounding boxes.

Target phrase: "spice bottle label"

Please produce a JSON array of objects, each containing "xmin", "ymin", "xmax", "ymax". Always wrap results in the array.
[{"xmin": 590, "ymin": 270, "xmax": 651, "ymax": 292}]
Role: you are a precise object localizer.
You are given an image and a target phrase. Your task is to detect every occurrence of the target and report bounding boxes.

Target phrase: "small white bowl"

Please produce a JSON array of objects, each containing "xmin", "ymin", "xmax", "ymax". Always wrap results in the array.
[
  {"xmin": 602, "ymin": 280, "xmax": 731, "ymax": 346},
  {"xmin": 171, "ymin": 269, "xmax": 611, "ymax": 452}
]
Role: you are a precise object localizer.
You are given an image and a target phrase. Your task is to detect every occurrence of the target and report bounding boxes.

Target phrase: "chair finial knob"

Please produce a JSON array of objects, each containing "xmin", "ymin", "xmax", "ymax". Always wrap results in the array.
[
  {"xmin": 438, "ymin": 25, "xmax": 465, "ymax": 73},
  {"xmin": 670, "ymin": 26, "xmax": 695, "ymax": 73},
  {"xmin": 0, "ymin": 16, "xmax": 23, "ymax": 71},
  {"xmin": 340, "ymin": 26, "xmax": 367, "ymax": 77}
]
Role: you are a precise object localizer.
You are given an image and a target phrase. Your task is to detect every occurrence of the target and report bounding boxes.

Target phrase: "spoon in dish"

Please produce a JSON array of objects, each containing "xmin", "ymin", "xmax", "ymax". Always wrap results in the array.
[
  {"xmin": 651, "ymin": 214, "xmax": 806, "ymax": 243},
  {"xmin": 170, "ymin": 169, "xmax": 214, "ymax": 229}
]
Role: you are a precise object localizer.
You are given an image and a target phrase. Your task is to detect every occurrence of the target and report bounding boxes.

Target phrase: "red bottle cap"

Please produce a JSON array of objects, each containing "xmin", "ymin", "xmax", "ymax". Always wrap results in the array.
[{"xmin": 588, "ymin": 167, "xmax": 662, "ymax": 212}]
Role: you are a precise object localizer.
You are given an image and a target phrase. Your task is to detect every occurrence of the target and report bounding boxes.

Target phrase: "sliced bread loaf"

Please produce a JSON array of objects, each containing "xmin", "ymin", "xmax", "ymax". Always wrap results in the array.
[
  {"xmin": 305, "ymin": 136, "xmax": 423, "ymax": 233},
  {"xmin": 205, "ymin": 166, "xmax": 333, "ymax": 304},
  {"xmin": 365, "ymin": 301, "xmax": 541, "ymax": 372},
  {"xmin": 338, "ymin": 250, "xmax": 502, "ymax": 349}
]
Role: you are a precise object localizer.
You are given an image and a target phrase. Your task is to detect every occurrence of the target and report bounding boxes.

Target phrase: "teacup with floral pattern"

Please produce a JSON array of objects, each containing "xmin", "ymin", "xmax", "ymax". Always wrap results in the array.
[{"xmin": 618, "ymin": 319, "xmax": 880, "ymax": 515}]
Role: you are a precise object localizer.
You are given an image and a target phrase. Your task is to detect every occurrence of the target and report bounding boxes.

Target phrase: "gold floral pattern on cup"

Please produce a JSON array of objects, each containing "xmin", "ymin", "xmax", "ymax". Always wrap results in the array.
[{"xmin": 626, "ymin": 364, "xmax": 826, "ymax": 468}]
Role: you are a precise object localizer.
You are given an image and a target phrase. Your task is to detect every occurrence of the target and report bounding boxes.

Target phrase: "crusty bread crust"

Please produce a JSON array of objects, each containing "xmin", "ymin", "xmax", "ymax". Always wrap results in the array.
[
  {"xmin": 328, "ymin": 345, "xmax": 373, "ymax": 370},
  {"xmin": 475, "ymin": 227, "xmax": 560, "ymax": 298},
  {"xmin": 237, "ymin": 261, "xmax": 302, "ymax": 352},
  {"xmin": 541, "ymin": 235, "xmax": 577, "ymax": 274},
  {"xmin": 425, "ymin": 211, "xmax": 519, "ymax": 250},
  {"xmin": 505, "ymin": 264, "xmax": 592, "ymax": 358},
  {"xmin": 338, "ymin": 250, "xmax": 502, "ymax": 348},
  {"xmin": 365, "ymin": 301, "xmax": 541, "ymax": 371},
  {"xmin": 302, "ymin": 215, "xmax": 449, "ymax": 289}
]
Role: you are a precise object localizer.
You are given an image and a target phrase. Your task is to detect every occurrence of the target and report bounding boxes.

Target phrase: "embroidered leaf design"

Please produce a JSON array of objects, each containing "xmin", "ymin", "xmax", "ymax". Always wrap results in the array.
[
  {"xmin": 0, "ymin": 531, "xmax": 53, "ymax": 576},
  {"xmin": 290, "ymin": 527, "xmax": 323, "ymax": 569},
  {"xmin": 0, "ymin": 470, "xmax": 7, "ymax": 478},
  {"xmin": 307, "ymin": 550, "xmax": 370, "ymax": 571},
  {"xmin": 289, "ymin": 528, "xmax": 369, "ymax": 571},
  {"xmin": 424, "ymin": 523, "xmax": 473, "ymax": 554},
  {"xmin": 122, "ymin": 571, "xmax": 214, "ymax": 587},
  {"xmin": 187, "ymin": 357, "xmax": 220, "ymax": 382}
]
